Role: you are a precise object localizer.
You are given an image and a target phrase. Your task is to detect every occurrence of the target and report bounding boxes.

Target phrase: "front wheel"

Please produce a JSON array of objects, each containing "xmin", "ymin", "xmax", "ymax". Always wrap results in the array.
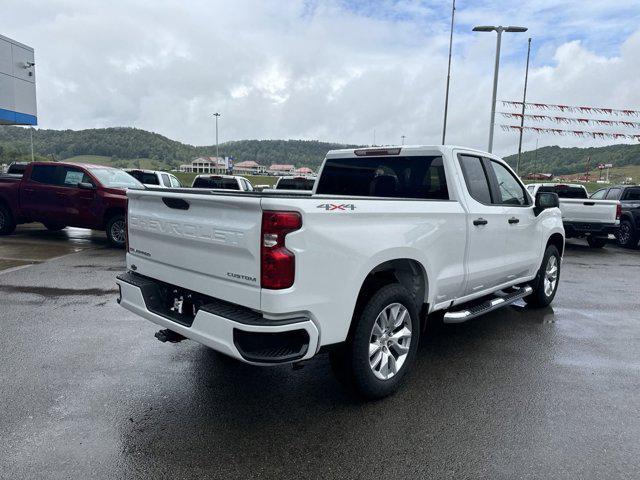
[
  {"xmin": 335, "ymin": 284, "xmax": 420, "ymax": 399},
  {"xmin": 586, "ymin": 236, "xmax": 606, "ymax": 248},
  {"xmin": 106, "ymin": 214, "xmax": 126, "ymax": 248},
  {"xmin": 524, "ymin": 245, "xmax": 561, "ymax": 308},
  {"xmin": 616, "ymin": 220, "xmax": 639, "ymax": 249}
]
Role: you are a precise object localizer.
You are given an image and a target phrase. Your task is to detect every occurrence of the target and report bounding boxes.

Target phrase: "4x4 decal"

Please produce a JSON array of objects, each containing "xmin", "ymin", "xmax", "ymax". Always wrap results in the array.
[{"xmin": 316, "ymin": 203, "xmax": 356, "ymax": 211}]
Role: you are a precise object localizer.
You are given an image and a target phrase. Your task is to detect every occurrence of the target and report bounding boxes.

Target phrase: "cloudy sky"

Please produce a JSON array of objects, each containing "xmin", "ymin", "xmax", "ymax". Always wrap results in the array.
[{"xmin": 5, "ymin": 0, "xmax": 640, "ymax": 155}]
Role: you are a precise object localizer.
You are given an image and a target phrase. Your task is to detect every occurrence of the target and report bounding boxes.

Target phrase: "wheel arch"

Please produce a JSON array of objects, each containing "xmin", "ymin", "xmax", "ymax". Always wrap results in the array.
[
  {"xmin": 102, "ymin": 207, "xmax": 125, "ymax": 228},
  {"xmin": 346, "ymin": 257, "xmax": 429, "ymax": 342},
  {"xmin": 546, "ymin": 232, "xmax": 565, "ymax": 257}
]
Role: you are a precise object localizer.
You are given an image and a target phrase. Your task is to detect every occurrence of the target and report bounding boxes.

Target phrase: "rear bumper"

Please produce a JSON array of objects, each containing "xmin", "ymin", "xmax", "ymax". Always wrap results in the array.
[
  {"xmin": 563, "ymin": 221, "xmax": 618, "ymax": 238},
  {"xmin": 116, "ymin": 272, "xmax": 319, "ymax": 365}
]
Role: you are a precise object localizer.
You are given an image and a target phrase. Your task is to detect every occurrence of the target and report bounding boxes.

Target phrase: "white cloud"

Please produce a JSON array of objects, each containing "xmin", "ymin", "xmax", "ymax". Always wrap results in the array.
[{"xmin": 3, "ymin": 0, "xmax": 640, "ymax": 156}]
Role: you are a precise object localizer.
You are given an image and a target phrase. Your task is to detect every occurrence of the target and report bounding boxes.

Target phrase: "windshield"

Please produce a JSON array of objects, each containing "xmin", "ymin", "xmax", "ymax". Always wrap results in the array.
[{"xmin": 89, "ymin": 168, "xmax": 144, "ymax": 189}]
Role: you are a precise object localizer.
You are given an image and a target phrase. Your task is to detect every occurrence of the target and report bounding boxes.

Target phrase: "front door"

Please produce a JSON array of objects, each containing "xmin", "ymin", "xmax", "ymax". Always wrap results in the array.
[
  {"xmin": 57, "ymin": 166, "xmax": 100, "ymax": 228},
  {"xmin": 485, "ymin": 159, "xmax": 539, "ymax": 281},
  {"xmin": 457, "ymin": 154, "xmax": 507, "ymax": 295}
]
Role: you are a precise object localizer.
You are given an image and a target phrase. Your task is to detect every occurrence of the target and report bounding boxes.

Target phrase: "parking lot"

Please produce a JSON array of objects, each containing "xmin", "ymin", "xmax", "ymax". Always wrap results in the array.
[{"xmin": 1, "ymin": 225, "xmax": 639, "ymax": 480}]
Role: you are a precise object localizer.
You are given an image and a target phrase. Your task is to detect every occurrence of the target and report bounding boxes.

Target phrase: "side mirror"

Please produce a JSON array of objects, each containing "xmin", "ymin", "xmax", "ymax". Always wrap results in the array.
[
  {"xmin": 77, "ymin": 182, "xmax": 96, "ymax": 190},
  {"xmin": 534, "ymin": 192, "xmax": 559, "ymax": 216}
]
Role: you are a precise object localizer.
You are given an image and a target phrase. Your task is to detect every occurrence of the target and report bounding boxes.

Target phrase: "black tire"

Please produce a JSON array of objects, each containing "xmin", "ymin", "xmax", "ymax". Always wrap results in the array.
[
  {"xmin": 335, "ymin": 284, "xmax": 420, "ymax": 399},
  {"xmin": 586, "ymin": 236, "xmax": 606, "ymax": 248},
  {"xmin": 44, "ymin": 223, "xmax": 66, "ymax": 231},
  {"xmin": 616, "ymin": 220, "xmax": 639, "ymax": 249},
  {"xmin": 0, "ymin": 204, "xmax": 16, "ymax": 235},
  {"xmin": 106, "ymin": 214, "xmax": 126, "ymax": 248},
  {"xmin": 524, "ymin": 244, "xmax": 561, "ymax": 308}
]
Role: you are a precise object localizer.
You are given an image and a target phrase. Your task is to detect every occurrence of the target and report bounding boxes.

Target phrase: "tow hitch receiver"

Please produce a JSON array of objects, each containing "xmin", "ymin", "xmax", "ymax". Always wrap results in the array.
[{"xmin": 154, "ymin": 329, "xmax": 186, "ymax": 343}]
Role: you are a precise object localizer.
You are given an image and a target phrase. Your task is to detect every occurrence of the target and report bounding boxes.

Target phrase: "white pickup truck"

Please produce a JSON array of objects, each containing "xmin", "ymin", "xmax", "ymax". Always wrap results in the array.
[
  {"xmin": 117, "ymin": 146, "xmax": 564, "ymax": 398},
  {"xmin": 526, "ymin": 183, "xmax": 619, "ymax": 248}
]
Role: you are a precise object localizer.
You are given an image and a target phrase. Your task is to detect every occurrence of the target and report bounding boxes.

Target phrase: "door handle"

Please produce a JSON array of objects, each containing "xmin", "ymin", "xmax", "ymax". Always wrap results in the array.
[
  {"xmin": 473, "ymin": 218, "xmax": 488, "ymax": 226},
  {"xmin": 23, "ymin": 188, "xmax": 35, "ymax": 193},
  {"xmin": 508, "ymin": 217, "xmax": 520, "ymax": 224}
]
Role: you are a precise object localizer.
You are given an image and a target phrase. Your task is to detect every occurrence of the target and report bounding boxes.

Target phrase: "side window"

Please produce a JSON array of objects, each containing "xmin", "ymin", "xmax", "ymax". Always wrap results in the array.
[
  {"xmin": 458, "ymin": 155, "xmax": 492, "ymax": 204},
  {"xmin": 590, "ymin": 189, "xmax": 607, "ymax": 200},
  {"xmin": 623, "ymin": 188, "xmax": 640, "ymax": 201},
  {"xmin": 169, "ymin": 176, "xmax": 181, "ymax": 188},
  {"xmin": 527, "ymin": 185, "xmax": 535, "ymax": 193},
  {"xmin": 60, "ymin": 167, "xmax": 91, "ymax": 187},
  {"xmin": 30, "ymin": 165, "xmax": 59, "ymax": 185},
  {"xmin": 161, "ymin": 174, "xmax": 171, "ymax": 187},
  {"xmin": 605, "ymin": 188, "xmax": 621, "ymax": 200},
  {"xmin": 489, "ymin": 160, "xmax": 528, "ymax": 206}
]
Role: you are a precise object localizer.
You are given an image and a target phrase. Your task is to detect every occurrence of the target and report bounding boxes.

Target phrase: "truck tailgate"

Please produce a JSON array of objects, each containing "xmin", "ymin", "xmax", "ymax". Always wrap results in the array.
[
  {"xmin": 126, "ymin": 189, "xmax": 262, "ymax": 309},
  {"xmin": 560, "ymin": 198, "xmax": 619, "ymax": 224}
]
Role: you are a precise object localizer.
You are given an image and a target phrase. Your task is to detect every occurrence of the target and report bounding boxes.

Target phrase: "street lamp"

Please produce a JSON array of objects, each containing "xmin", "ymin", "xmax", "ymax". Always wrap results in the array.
[
  {"xmin": 212, "ymin": 112, "xmax": 221, "ymax": 158},
  {"xmin": 473, "ymin": 25, "xmax": 527, "ymax": 153}
]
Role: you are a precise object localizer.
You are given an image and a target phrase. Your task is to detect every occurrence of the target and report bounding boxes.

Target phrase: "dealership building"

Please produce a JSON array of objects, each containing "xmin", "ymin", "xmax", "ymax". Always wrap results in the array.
[{"xmin": 0, "ymin": 34, "xmax": 36, "ymax": 126}]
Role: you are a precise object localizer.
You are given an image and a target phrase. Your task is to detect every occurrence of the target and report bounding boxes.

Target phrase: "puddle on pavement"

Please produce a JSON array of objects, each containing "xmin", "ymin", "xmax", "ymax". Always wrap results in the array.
[{"xmin": 0, "ymin": 285, "xmax": 118, "ymax": 297}]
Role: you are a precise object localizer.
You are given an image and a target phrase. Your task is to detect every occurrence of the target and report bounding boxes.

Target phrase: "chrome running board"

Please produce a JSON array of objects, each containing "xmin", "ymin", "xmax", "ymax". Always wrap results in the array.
[{"xmin": 443, "ymin": 285, "xmax": 533, "ymax": 324}]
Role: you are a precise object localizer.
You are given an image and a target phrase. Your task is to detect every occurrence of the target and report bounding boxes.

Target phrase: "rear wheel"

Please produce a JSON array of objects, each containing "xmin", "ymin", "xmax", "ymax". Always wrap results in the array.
[
  {"xmin": 0, "ymin": 204, "xmax": 16, "ymax": 235},
  {"xmin": 44, "ymin": 223, "xmax": 66, "ymax": 231},
  {"xmin": 524, "ymin": 245, "xmax": 560, "ymax": 308},
  {"xmin": 332, "ymin": 284, "xmax": 420, "ymax": 399},
  {"xmin": 616, "ymin": 220, "xmax": 638, "ymax": 249},
  {"xmin": 586, "ymin": 236, "xmax": 606, "ymax": 248},
  {"xmin": 106, "ymin": 214, "xmax": 126, "ymax": 248}
]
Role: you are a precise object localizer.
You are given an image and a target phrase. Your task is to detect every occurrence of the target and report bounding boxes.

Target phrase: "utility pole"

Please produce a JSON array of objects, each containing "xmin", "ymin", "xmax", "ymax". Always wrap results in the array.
[
  {"xmin": 441, "ymin": 0, "xmax": 456, "ymax": 145},
  {"xmin": 401, "ymin": 135, "xmax": 406, "ymax": 145},
  {"xmin": 213, "ymin": 112, "xmax": 221, "ymax": 158},
  {"xmin": 373, "ymin": 129, "xmax": 376, "ymax": 146},
  {"xmin": 516, "ymin": 37, "xmax": 531, "ymax": 175},
  {"xmin": 30, "ymin": 127, "xmax": 35, "ymax": 162},
  {"xmin": 534, "ymin": 137, "xmax": 539, "ymax": 177},
  {"xmin": 585, "ymin": 156, "xmax": 590, "ymax": 182}
]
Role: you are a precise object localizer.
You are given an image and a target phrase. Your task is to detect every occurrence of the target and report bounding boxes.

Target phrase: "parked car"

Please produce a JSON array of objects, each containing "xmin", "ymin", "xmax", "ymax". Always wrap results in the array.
[
  {"xmin": 527, "ymin": 183, "xmax": 619, "ymax": 248},
  {"xmin": 117, "ymin": 145, "xmax": 564, "ymax": 398},
  {"xmin": 591, "ymin": 185, "xmax": 640, "ymax": 248},
  {"xmin": 0, "ymin": 162, "xmax": 143, "ymax": 246},
  {"xmin": 125, "ymin": 169, "xmax": 182, "ymax": 188},
  {"xmin": 191, "ymin": 174, "xmax": 254, "ymax": 191},
  {"xmin": 274, "ymin": 176, "xmax": 316, "ymax": 191}
]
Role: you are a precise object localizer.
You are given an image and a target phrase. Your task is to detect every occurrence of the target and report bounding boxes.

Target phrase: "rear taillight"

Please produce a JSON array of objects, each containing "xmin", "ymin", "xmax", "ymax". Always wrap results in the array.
[
  {"xmin": 261, "ymin": 211, "xmax": 302, "ymax": 289},
  {"xmin": 616, "ymin": 203, "xmax": 621, "ymax": 220}
]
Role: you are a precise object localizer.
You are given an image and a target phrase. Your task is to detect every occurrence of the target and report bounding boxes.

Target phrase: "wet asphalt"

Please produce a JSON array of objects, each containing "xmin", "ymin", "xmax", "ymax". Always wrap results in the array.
[{"xmin": 1, "ymin": 225, "xmax": 639, "ymax": 479}]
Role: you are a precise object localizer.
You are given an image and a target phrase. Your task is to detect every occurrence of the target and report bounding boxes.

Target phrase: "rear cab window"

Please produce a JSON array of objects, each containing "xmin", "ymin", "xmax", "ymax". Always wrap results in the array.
[
  {"xmin": 315, "ymin": 156, "xmax": 449, "ymax": 199},
  {"xmin": 606, "ymin": 188, "xmax": 621, "ymax": 200},
  {"xmin": 622, "ymin": 188, "xmax": 640, "ymax": 201},
  {"xmin": 192, "ymin": 177, "xmax": 240, "ymax": 190},
  {"xmin": 276, "ymin": 178, "xmax": 316, "ymax": 190},
  {"xmin": 538, "ymin": 185, "xmax": 587, "ymax": 199}
]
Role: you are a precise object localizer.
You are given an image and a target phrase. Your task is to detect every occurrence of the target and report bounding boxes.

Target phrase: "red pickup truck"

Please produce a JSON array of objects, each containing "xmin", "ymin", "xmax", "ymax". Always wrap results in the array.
[{"xmin": 0, "ymin": 162, "xmax": 143, "ymax": 247}]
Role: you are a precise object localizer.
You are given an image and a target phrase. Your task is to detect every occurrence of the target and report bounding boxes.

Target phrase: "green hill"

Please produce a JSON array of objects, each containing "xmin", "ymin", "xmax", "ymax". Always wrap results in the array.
[
  {"xmin": 0, "ymin": 126, "xmax": 358, "ymax": 170},
  {"xmin": 504, "ymin": 143, "xmax": 640, "ymax": 178}
]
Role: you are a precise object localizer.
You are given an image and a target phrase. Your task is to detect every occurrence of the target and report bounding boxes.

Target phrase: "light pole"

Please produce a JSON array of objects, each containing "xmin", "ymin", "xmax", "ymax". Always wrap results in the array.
[
  {"xmin": 516, "ymin": 37, "xmax": 532, "ymax": 175},
  {"xmin": 442, "ymin": 0, "xmax": 456, "ymax": 145},
  {"xmin": 212, "ymin": 112, "xmax": 221, "ymax": 158},
  {"xmin": 401, "ymin": 135, "xmax": 406, "ymax": 145},
  {"xmin": 473, "ymin": 25, "xmax": 528, "ymax": 153}
]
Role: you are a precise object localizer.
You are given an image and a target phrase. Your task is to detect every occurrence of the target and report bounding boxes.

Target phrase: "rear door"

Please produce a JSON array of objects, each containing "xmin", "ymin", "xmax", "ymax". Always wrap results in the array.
[
  {"xmin": 126, "ymin": 189, "xmax": 263, "ymax": 308},
  {"xmin": 485, "ymin": 159, "xmax": 539, "ymax": 280},
  {"xmin": 457, "ymin": 154, "xmax": 507, "ymax": 295},
  {"xmin": 20, "ymin": 164, "xmax": 61, "ymax": 222}
]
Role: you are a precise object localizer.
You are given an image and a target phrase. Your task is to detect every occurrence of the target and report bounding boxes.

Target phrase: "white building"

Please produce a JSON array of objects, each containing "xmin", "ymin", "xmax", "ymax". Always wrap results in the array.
[
  {"xmin": 0, "ymin": 34, "xmax": 36, "ymax": 125},
  {"xmin": 179, "ymin": 156, "xmax": 232, "ymax": 174},
  {"xmin": 234, "ymin": 160, "xmax": 266, "ymax": 175}
]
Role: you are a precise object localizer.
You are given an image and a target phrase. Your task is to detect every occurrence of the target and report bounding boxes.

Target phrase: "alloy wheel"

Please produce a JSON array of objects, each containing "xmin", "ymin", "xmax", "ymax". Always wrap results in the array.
[
  {"xmin": 111, "ymin": 220, "xmax": 126, "ymax": 244},
  {"xmin": 544, "ymin": 255, "xmax": 558, "ymax": 297},
  {"xmin": 368, "ymin": 303, "xmax": 412, "ymax": 380}
]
